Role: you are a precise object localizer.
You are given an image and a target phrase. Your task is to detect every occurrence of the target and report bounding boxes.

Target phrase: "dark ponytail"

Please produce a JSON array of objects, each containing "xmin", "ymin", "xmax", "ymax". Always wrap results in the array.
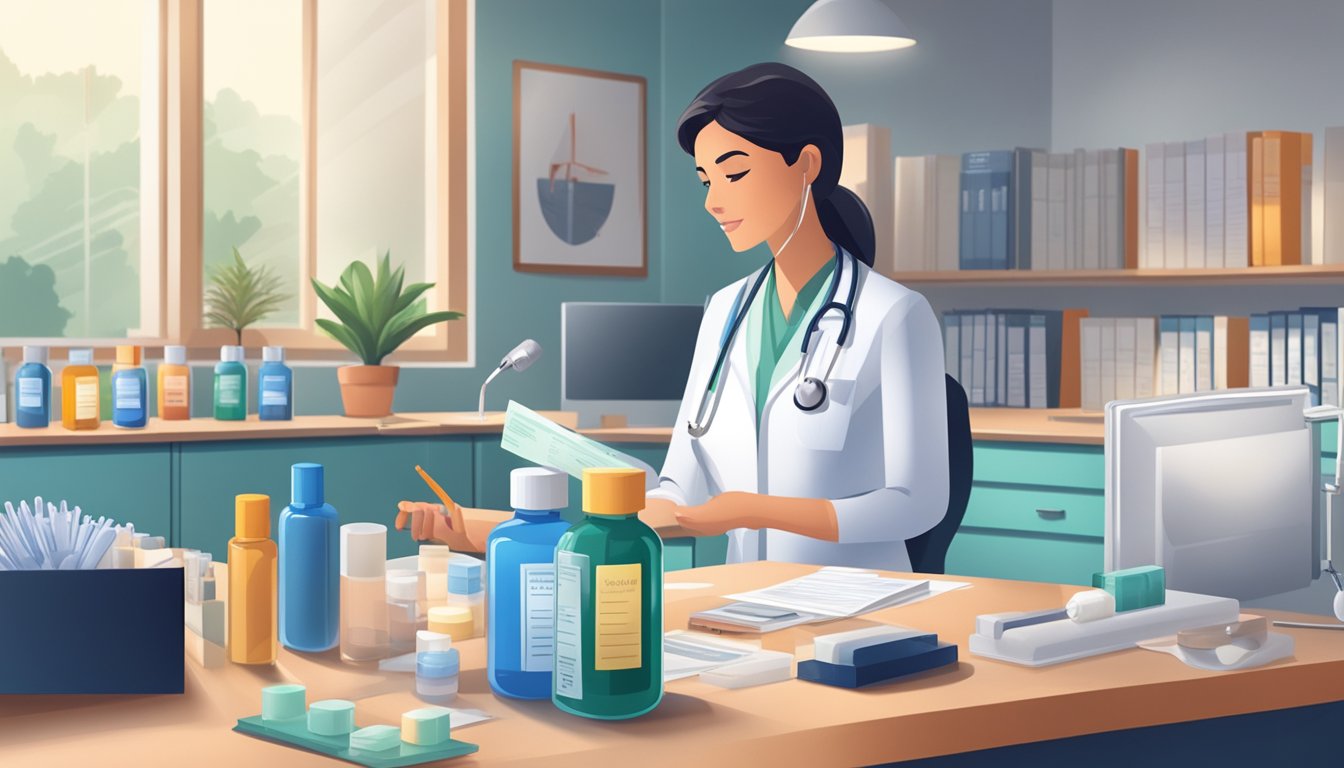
[{"xmin": 675, "ymin": 62, "xmax": 876, "ymax": 267}]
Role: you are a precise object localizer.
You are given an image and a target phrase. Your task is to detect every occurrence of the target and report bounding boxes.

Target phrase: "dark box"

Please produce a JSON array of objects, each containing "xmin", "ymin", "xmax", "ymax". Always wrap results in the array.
[{"xmin": 0, "ymin": 567, "xmax": 184, "ymax": 694}]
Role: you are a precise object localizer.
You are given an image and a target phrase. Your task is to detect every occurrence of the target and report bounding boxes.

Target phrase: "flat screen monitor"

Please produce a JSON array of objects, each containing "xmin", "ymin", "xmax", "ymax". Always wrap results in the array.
[
  {"xmin": 1105, "ymin": 387, "xmax": 1318, "ymax": 601},
  {"xmin": 561, "ymin": 302, "xmax": 704, "ymax": 428}
]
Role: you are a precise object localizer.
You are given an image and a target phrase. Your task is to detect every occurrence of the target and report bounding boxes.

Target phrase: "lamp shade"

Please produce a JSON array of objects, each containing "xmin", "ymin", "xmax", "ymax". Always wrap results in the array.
[{"xmin": 786, "ymin": 0, "xmax": 917, "ymax": 53}]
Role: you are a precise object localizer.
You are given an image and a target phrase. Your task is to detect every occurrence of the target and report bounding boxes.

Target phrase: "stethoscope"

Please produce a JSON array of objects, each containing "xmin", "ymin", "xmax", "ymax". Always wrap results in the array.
[{"xmin": 687, "ymin": 242, "xmax": 860, "ymax": 437}]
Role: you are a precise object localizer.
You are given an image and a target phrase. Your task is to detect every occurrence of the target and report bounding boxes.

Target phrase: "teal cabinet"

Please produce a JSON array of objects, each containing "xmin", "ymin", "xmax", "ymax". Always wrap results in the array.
[
  {"xmin": 0, "ymin": 445, "xmax": 172, "ymax": 543},
  {"xmin": 946, "ymin": 441, "xmax": 1106, "ymax": 586},
  {"xmin": 177, "ymin": 436, "xmax": 473, "ymax": 561}
]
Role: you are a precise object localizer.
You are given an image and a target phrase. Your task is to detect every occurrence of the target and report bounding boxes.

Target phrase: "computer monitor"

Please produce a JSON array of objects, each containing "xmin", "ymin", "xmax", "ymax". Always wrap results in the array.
[
  {"xmin": 1105, "ymin": 387, "xmax": 1321, "ymax": 601},
  {"xmin": 561, "ymin": 302, "xmax": 704, "ymax": 428}
]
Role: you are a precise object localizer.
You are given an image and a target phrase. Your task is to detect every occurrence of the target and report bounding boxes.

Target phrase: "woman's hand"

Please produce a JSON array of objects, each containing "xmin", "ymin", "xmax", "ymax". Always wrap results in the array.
[
  {"xmin": 395, "ymin": 501, "xmax": 457, "ymax": 543},
  {"xmin": 394, "ymin": 501, "xmax": 512, "ymax": 553},
  {"xmin": 673, "ymin": 491, "xmax": 758, "ymax": 536}
]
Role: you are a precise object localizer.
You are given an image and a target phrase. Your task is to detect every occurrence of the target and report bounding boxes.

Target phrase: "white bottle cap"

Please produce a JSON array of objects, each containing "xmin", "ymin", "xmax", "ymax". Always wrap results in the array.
[
  {"xmin": 22, "ymin": 346, "xmax": 48, "ymax": 365},
  {"xmin": 416, "ymin": 630, "xmax": 452, "ymax": 654},
  {"xmin": 340, "ymin": 522, "xmax": 387, "ymax": 578},
  {"xmin": 510, "ymin": 467, "xmax": 568, "ymax": 511},
  {"xmin": 386, "ymin": 569, "xmax": 425, "ymax": 601},
  {"xmin": 68, "ymin": 348, "xmax": 94, "ymax": 366},
  {"xmin": 263, "ymin": 346, "xmax": 285, "ymax": 363},
  {"xmin": 220, "ymin": 346, "xmax": 242, "ymax": 363},
  {"xmin": 164, "ymin": 345, "xmax": 187, "ymax": 366}
]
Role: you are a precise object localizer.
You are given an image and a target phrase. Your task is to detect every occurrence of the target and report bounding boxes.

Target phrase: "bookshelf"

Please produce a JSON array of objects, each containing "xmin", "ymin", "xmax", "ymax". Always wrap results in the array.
[{"xmin": 886, "ymin": 263, "xmax": 1344, "ymax": 287}]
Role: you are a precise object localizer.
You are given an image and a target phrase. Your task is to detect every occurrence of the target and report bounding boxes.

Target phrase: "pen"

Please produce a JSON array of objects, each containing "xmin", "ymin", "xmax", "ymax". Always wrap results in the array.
[{"xmin": 413, "ymin": 465, "xmax": 466, "ymax": 535}]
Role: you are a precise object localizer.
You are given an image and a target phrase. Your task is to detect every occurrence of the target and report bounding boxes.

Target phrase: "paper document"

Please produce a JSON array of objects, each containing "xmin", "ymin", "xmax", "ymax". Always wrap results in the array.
[
  {"xmin": 501, "ymin": 401, "xmax": 657, "ymax": 487},
  {"xmin": 723, "ymin": 567, "xmax": 931, "ymax": 618},
  {"xmin": 690, "ymin": 602, "xmax": 826, "ymax": 633},
  {"xmin": 663, "ymin": 630, "xmax": 763, "ymax": 681}
]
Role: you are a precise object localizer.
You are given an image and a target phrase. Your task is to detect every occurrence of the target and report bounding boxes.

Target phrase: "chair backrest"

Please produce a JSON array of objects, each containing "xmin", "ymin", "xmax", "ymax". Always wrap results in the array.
[{"xmin": 906, "ymin": 374, "xmax": 973, "ymax": 574}]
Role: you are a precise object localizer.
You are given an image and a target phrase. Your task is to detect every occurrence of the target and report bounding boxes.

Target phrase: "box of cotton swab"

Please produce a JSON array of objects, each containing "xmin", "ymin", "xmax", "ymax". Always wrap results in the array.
[{"xmin": 0, "ymin": 498, "xmax": 183, "ymax": 694}]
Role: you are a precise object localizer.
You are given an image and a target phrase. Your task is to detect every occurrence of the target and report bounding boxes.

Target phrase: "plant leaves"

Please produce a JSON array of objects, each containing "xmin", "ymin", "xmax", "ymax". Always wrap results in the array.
[
  {"xmin": 204, "ymin": 246, "xmax": 286, "ymax": 334},
  {"xmin": 314, "ymin": 250, "xmax": 462, "ymax": 362},
  {"xmin": 316, "ymin": 318, "xmax": 372, "ymax": 363}
]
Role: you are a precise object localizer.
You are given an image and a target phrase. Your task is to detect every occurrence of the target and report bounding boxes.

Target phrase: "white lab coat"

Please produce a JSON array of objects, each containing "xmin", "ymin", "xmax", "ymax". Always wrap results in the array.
[{"xmin": 649, "ymin": 253, "xmax": 949, "ymax": 571}]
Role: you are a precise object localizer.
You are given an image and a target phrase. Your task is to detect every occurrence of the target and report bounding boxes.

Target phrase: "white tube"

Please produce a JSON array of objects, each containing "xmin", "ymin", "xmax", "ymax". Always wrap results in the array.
[{"xmin": 1066, "ymin": 589, "xmax": 1116, "ymax": 623}]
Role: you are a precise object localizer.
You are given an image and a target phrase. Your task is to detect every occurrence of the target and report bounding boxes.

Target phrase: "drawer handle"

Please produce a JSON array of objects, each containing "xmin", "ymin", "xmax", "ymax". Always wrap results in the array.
[{"xmin": 1036, "ymin": 508, "xmax": 1066, "ymax": 520}]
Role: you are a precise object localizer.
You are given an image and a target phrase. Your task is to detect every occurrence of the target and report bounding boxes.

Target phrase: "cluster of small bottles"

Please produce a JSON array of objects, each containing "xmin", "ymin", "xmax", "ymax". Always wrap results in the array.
[
  {"xmin": 226, "ymin": 463, "xmax": 664, "ymax": 721},
  {"xmin": 5, "ymin": 344, "xmax": 293, "ymax": 428}
]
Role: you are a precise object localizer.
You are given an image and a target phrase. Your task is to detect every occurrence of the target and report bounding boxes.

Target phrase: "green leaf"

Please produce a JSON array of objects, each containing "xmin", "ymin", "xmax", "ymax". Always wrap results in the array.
[
  {"xmin": 311, "ymin": 277, "xmax": 377, "ymax": 354},
  {"xmin": 316, "ymin": 318, "xmax": 373, "ymax": 363},
  {"xmin": 204, "ymin": 246, "xmax": 285, "ymax": 335}
]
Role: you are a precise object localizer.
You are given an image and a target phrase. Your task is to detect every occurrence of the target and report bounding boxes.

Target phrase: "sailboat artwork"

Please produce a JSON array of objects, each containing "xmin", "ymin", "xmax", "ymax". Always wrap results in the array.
[{"xmin": 536, "ymin": 112, "xmax": 615, "ymax": 246}]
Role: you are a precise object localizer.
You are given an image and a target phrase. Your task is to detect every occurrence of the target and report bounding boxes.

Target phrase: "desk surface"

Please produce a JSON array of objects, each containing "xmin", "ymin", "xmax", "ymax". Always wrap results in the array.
[
  {"xmin": 1, "ymin": 562, "xmax": 1341, "ymax": 767},
  {"xmin": 0, "ymin": 408, "xmax": 1105, "ymax": 447}
]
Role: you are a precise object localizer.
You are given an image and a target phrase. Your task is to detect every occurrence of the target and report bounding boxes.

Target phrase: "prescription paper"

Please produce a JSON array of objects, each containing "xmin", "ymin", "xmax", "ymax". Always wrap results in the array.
[
  {"xmin": 501, "ymin": 401, "xmax": 658, "ymax": 485},
  {"xmin": 663, "ymin": 631, "xmax": 763, "ymax": 681},
  {"xmin": 724, "ymin": 567, "xmax": 933, "ymax": 618}
]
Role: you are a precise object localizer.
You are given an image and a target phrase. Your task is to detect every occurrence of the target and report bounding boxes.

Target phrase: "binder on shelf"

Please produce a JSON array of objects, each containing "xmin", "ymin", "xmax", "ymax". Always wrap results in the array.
[
  {"xmin": 1213, "ymin": 316, "xmax": 1229, "ymax": 391},
  {"xmin": 841, "ymin": 124, "xmax": 893, "ymax": 274},
  {"xmin": 1224, "ymin": 132, "xmax": 1249, "ymax": 268},
  {"xmin": 1159, "ymin": 316, "xmax": 1180, "ymax": 396},
  {"xmin": 1099, "ymin": 317, "xmax": 1116, "ymax": 408},
  {"xmin": 1048, "ymin": 152, "xmax": 1067, "ymax": 270},
  {"xmin": 936, "ymin": 154, "xmax": 961, "ymax": 272},
  {"xmin": 1206, "ymin": 134, "xmax": 1226, "ymax": 269},
  {"xmin": 1004, "ymin": 312, "xmax": 1028, "ymax": 408},
  {"xmin": 1081, "ymin": 318, "xmax": 1102, "ymax": 412},
  {"xmin": 1178, "ymin": 316, "xmax": 1196, "ymax": 394},
  {"xmin": 1226, "ymin": 316, "xmax": 1251, "ymax": 390},
  {"xmin": 1185, "ymin": 139, "xmax": 1206, "ymax": 269},
  {"xmin": 1163, "ymin": 141, "xmax": 1186, "ymax": 269},
  {"xmin": 941, "ymin": 310, "xmax": 962, "ymax": 380},
  {"xmin": 960, "ymin": 151, "xmax": 1013, "ymax": 270},
  {"xmin": 1115, "ymin": 317, "xmax": 1137, "ymax": 401},
  {"xmin": 1029, "ymin": 150, "xmax": 1048, "ymax": 271},
  {"xmin": 1326, "ymin": 127, "xmax": 1344, "ymax": 265},
  {"xmin": 1287, "ymin": 311, "xmax": 1303, "ymax": 386},
  {"xmin": 1195, "ymin": 315, "xmax": 1214, "ymax": 391},
  {"xmin": 1304, "ymin": 312, "xmax": 1320, "ymax": 406},
  {"xmin": 1249, "ymin": 314, "xmax": 1270, "ymax": 388},
  {"xmin": 1123, "ymin": 148, "xmax": 1140, "ymax": 270},
  {"xmin": 1251, "ymin": 135, "xmax": 1265, "ymax": 267},
  {"xmin": 895, "ymin": 155, "xmax": 927, "ymax": 272},
  {"xmin": 1302, "ymin": 308, "xmax": 1341, "ymax": 407},
  {"xmin": 1269, "ymin": 311, "xmax": 1288, "ymax": 386},
  {"xmin": 985, "ymin": 312, "xmax": 999, "ymax": 406},
  {"xmin": 1059, "ymin": 307, "xmax": 1089, "ymax": 408},
  {"xmin": 1145, "ymin": 142, "xmax": 1165, "ymax": 269},
  {"xmin": 1136, "ymin": 317, "xmax": 1157, "ymax": 398}
]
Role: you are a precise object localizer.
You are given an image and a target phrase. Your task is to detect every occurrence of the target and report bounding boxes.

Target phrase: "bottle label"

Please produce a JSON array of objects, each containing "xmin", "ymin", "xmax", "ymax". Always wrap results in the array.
[
  {"xmin": 595, "ymin": 563, "xmax": 642, "ymax": 671},
  {"xmin": 163, "ymin": 375, "xmax": 188, "ymax": 407},
  {"xmin": 520, "ymin": 563, "xmax": 555, "ymax": 672},
  {"xmin": 218, "ymin": 373, "xmax": 242, "ymax": 406},
  {"xmin": 554, "ymin": 550, "xmax": 587, "ymax": 699},
  {"xmin": 75, "ymin": 377, "xmax": 99, "ymax": 420},
  {"xmin": 114, "ymin": 376, "xmax": 142, "ymax": 410},
  {"xmin": 18, "ymin": 377, "xmax": 42, "ymax": 409},
  {"xmin": 261, "ymin": 374, "xmax": 289, "ymax": 406}
]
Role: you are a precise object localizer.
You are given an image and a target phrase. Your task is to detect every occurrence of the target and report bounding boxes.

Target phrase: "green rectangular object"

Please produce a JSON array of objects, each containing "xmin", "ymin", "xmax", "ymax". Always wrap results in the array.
[
  {"xmin": 235, "ymin": 715, "xmax": 477, "ymax": 768},
  {"xmin": 1092, "ymin": 565, "xmax": 1166, "ymax": 612}
]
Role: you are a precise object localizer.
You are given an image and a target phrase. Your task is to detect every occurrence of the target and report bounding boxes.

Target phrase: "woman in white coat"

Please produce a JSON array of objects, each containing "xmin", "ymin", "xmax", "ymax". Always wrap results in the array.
[{"xmin": 642, "ymin": 62, "xmax": 949, "ymax": 571}]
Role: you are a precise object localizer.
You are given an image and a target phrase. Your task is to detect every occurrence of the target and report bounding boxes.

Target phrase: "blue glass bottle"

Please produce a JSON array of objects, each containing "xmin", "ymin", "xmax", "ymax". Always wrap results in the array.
[
  {"xmin": 487, "ymin": 467, "xmax": 571, "ymax": 699},
  {"xmin": 259, "ymin": 346, "xmax": 293, "ymax": 421},
  {"xmin": 278, "ymin": 462, "xmax": 340, "ymax": 652},
  {"xmin": 15, "ymin": 346, "xmax": 51, "ymax": 428},
  {"xmin": 111, "ymin": 345, "xmax": 148, "ymax": 428}
]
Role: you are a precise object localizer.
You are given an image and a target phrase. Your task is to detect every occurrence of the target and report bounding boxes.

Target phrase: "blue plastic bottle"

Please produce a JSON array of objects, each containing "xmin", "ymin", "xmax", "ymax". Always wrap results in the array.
[
  {"xmin": 111, "ymin": 345, "xmax": 148, "ymax": 429},
  {"xmin": 15, "ymin": 346, "xmax": 51, "ymax": 428},
  {"xmin": 487, "ymin": 467, "xmax": 572, "ymax": 699},
  {"xmin": 258, "ymin": 346, "xmax": 293, "ymax": 421},
  {"xmin": 278, "ymin": 462, "xmax": 340, "ymax": 652}
]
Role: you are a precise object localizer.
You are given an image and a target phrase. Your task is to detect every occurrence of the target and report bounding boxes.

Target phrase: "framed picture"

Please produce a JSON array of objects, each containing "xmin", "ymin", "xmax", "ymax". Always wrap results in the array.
[{"xmin": 513, "ymin": 60, "xmax": 647, "ymax": 276}]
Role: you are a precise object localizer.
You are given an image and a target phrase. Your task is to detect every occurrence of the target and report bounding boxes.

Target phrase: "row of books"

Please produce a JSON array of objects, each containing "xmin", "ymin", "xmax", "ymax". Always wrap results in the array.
[
  {"xmin": 1143, "ymin": 132, "xmax": 1310, "ymax": 269},
  {"xmin": 943, "ymin": 308, "xmax": 1343, "ymax": 411},
  {"xmin": 844, "ymin": 124, "xmax": 1344, "ymax": 274}
]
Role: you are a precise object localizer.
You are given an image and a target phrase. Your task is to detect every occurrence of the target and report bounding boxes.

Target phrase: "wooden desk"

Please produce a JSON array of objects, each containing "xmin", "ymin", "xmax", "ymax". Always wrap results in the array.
[{"xmin": 1, "ymin": 562, "xmax": 1341, "ymax": 767}]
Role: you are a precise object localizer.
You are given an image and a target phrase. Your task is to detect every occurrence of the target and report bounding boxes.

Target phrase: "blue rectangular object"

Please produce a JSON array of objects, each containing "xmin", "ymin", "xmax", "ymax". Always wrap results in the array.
[
  {"xmin": 0, "ymin": 567, "xmax": 184, "ymax": 694},
  {"xmin": 850, "ymin": 633, "xmax": 938, "ymax": 666},
  {"xmin": 236, "ymin": 715, "xmax": 477, "ymax": 767},
  {"xmin": 798, "ymin": 642, "xmax": 958, "ymax": 689}
]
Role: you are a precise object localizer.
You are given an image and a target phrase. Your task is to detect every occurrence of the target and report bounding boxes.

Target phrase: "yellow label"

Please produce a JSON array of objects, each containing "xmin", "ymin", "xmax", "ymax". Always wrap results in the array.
[
  {"xmin": 164, "ymin": 375, "xmax": 188, "ymax": 406},
  {"xmin": 595, "ymin": 563, "xmax": 642, "ymax": 671},
  {"xmin": 75, "ymin": 377, "xmax": 99, "ymax": 420}
]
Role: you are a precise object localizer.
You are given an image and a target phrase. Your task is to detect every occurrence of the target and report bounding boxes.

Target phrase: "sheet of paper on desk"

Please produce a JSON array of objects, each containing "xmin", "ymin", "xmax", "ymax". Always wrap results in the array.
[
  {"xmin": 501, "ymin": 401, "xmax": 658, "ymax": 487},
  {"xmin": 724, "ymin": 567, "xmax": 943, "ymax": 618},
  {"xmin": 664, "ymin": 630, "xmax": 764, "ymax": 681}
]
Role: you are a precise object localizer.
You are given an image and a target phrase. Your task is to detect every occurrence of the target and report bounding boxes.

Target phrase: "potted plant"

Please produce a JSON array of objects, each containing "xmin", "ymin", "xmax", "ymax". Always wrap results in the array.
[
  {"xmin": 311, "ymin": 251, "xmax": 462, "ymax": 417},
  {"xmin": 205, "ymin": 247, "xmax": 286, "ymax": 345}
]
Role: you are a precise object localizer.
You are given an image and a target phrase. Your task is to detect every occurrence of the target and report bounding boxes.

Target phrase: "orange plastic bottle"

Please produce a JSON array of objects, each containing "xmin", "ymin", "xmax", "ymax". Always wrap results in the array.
[
  {"xmin": 61, "ymin": 348, "xmax": 101, "ymax": 430},
  {"xmin": 229, "ymin": 494, "xmax": 278, "ymax": 665},
  {"xmin": 157, "ymin": 345, "xmax": 191, "ymax": 420}
]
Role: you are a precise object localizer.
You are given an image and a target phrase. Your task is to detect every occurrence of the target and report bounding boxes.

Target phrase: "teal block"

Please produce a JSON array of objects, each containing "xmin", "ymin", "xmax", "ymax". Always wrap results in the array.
[
  {"xmin": 236, "ymin": 715, "xmax": 477, "ymax": 768},
  {"xmin": 262, "ymin": 684, "xmax": 306, "ymax": 722},
  {"xmin": 0, "ymin": 445, "xmax": 173, "ymax": 543},
  {"xmin": 400, "ymin": 707, "xmax": 452, "ymax": 746},
  {"xmin": 351, "ymin": 725, "xmax": 402, "ymax": 753},
  {"xmin": 694, "ymin": 534, "xmax": 729, "ymax": 568},
  {"xmin": 945, "ymin": 529, "xmax": 1103, "ymax": 586},
  {"xmin": 178, "ymin": 436, "xmax": 472, "ymax": 560},
  {"xmin": 1092, "ymin": 565, "xmax": 1166, "ymax": 612},
  {"xmin": 309, "ymin": 699, "xmax": 356, "ymax": 736}
]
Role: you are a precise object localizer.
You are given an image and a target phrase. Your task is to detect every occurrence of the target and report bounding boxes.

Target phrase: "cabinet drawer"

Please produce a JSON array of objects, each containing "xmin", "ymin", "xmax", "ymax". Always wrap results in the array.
[
  {"xmin": 962, "ymin": 485, "xmax": 1103, "ymax": 538},
  {"xmin": 972, "ymin": 442, "xmax": 1104, "ymax": 490},
  {"xmin": 945, "ymin": 530, "xmax": 1103, "ymax": 586}
]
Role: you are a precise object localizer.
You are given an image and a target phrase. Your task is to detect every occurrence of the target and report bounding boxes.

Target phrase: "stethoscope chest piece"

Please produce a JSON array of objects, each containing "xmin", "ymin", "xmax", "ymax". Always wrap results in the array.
[{"xmin": 793, "ymin": 377, "xmax": 827, "ymax": 411}]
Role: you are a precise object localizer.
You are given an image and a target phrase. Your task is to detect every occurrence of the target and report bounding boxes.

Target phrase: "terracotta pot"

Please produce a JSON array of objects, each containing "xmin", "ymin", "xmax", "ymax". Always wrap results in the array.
[{"xmin": 336, "ymin": 365, "xmax": 400, "ymax": 418}]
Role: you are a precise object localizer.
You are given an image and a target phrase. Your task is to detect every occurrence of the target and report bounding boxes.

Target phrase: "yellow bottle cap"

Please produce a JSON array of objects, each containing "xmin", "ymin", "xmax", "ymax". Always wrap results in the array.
[
  {"xmin": 116, "ymin": 345, "xmax": 142, "ymax": 366},
  {"xmin": 235, "ymin": 494, "xmax": 271, "ymax": 539},
  {"xmin": 582, "ymin": 467, "xmax": 646, "ymax": 516},
  {"xmin": 427, "ymin": 605, "xmax": 473, "ymax": 641}
]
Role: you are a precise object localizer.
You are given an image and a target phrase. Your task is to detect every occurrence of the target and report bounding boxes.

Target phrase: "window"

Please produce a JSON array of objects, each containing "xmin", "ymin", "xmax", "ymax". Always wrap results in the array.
[
  {"xmin": 0, "ymin": 0, "xmax": 472, "ymax": 363},
  {"xmin": 0, "ymin": 0, "xmax": 162, "ymax": 341},
  {"xmin": 181, "ymin": 0, "xmax": 471, "ymax": 361}
]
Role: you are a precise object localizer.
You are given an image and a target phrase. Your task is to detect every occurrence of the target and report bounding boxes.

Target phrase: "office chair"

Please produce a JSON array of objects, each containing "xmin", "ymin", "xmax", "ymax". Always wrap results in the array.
[{"xmin": 906, "ymin": 374, "xmax": 972, "ymax": 574}]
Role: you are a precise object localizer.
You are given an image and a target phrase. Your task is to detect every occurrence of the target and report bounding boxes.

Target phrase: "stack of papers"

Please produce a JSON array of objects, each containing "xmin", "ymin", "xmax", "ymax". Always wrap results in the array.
[{"xmin": 691, "ymin": 567, "xmax": 950, "ymax": 633}]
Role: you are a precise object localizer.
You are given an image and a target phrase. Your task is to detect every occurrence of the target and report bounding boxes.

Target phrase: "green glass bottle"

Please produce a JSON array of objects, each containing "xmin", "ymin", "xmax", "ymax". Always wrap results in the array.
[
  {"xmin": 552, "ymin": 467, "xmax": 663, "ymax": 720},
  {"xmin": 214, "ymin": 345, "xmax": 247, "ymax": 421}
]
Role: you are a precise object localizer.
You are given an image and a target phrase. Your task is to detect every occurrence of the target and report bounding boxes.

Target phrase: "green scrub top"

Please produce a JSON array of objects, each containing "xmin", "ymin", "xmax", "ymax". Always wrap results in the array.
[{"xmin": 745, "ymin": 258, "xmax": 836, "ymax": 430}]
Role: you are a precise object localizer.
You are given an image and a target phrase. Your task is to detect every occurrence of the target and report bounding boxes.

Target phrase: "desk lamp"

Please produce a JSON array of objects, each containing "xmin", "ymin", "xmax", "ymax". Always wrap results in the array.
[{"xmin": 478, "ymin": 339, "xmax": 541, "ymax": 420}]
